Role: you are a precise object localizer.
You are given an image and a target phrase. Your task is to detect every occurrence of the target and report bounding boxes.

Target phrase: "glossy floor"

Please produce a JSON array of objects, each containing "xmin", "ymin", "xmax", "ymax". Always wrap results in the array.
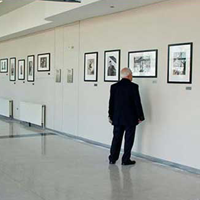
[{"xmin": 0, "ymin": 119, "xmax": 200, "ymax": 200}]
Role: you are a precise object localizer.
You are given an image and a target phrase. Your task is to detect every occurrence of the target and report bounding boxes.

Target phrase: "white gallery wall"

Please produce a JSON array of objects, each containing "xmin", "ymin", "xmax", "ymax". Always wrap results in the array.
[{"xmin": 0, "ymin": 0, "xmax": 200, "ymax": 169}]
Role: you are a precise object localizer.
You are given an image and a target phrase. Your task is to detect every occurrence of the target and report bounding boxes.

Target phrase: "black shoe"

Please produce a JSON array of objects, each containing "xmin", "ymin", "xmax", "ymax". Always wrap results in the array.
[
  {"xmin": 108, "ymin": 155, "xmax": 116, "ymax": 164},
  {"xmin": 109, "ymin": 160, "xmax": 116, "ymax": 164},
  {"xmin": 122, "ymin": 160, "xmax": 136, "ymax": 166}
]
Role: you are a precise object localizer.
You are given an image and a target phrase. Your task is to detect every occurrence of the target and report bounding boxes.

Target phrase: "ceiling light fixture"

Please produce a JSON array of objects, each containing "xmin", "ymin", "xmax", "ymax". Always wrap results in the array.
[
  {"xmin": 0, "ymin": 0, "xmax": 3, "ymax": 3},
  {"xmin": 41, "ymin": 0, "xmax": 81, "ymax": 2}
]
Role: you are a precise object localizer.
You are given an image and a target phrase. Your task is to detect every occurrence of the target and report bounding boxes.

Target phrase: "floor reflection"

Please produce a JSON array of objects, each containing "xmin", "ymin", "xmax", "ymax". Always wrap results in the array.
[
  {"xmin": 9, "ymin": 122, "xmax": 14, "ymax": 137},
  {"xmin": 41, "ymin": 133, "xmax": 47, "ymax": 155},
  {"xmin": 0, "ymin": 131, "xmax": 53, "ymax": 140},
  {"xmin": 109, "ymin": 165, "xmax": 134, "ymax": 200}
]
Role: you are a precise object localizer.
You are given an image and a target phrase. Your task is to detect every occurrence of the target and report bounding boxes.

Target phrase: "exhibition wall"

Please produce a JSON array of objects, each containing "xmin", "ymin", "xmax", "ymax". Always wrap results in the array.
[{"xmin": 0, "ymin": 0, "xmax": 200, "ymax": 169}]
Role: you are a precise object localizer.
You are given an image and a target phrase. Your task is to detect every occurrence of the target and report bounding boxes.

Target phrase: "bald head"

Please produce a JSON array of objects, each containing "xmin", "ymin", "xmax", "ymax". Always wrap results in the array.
[{"xmin": 120, "ymin": 68, "xmax": 133, "ymax": 81}]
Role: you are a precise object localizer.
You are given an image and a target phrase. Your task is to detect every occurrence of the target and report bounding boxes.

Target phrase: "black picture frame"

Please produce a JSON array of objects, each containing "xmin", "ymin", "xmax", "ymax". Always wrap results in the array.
[
  {"xmin": 167, "ymin": 42, "xmax": 193, "ymax": 84},
  {"xmin": 128, "ymin": 49, "xmax": 158, "ymax": 78},
  {"xmin": 37, "ymin": 53, "xmax": 51, "ymax": 72},
  {"xmin": 0, "ymin": 58, "xmax": 8, "ymax": 73},
  {"xmin": 18, "ymin": 59, "xmax": 25, "ymax": 80},
  {"xmin": 10, "ymin": 57, "xmax": 16, "ymax": 81},
  {"xmin": 104, "ymin": 49, "xmax": 120, "ymax": 82},
  {"xmin": 27, "ymin": 55, "xmax": 35, "ymax": 82},
  {"xmin": 84, "ymin": 52, "xmax": 98, "ymax": 82}
]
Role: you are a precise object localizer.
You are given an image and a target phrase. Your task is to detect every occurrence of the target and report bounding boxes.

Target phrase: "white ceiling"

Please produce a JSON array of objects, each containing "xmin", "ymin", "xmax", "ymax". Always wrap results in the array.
[
  {"xmin": 0, "ymin": 0, "xmax": 171, "ymax": 42},
  {"xmin": 0, "ymin": 0, "xmax": 35, "ymax": 17},
  {"xmin": 47, "ymin": 0, "xmax": 170, "ymax": 26}
]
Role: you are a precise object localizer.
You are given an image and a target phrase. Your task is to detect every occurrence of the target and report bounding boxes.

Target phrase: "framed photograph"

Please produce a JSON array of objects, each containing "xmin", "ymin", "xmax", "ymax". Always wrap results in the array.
[
  {"xmin": 18, "ymin": 59, "xmax": 25, "ymax": 80},
  {"xmin": 104, "ymin": 50, "xmax": 120, "ymax": 82},
  {"xmin": 168, "ymin": 43, "xmax": 193, "ymax": 84},
  {"xmin": 27, "ymin": 55, "xmax": 35, "ymax": 82},
  {"xmin": 10, "ymin": 58, "xmax": 16, "ymax": 81},
  {"xmin": 128, "ymin": 49, "xmax": 158, "ymax": 78},
  {"xmin": 84, "ymin": 52, "xmax": 98, "ymax": 82},
  {"xmin": 0, "ymin": 58, "xmax": 8, "ymax": 73},
  {"xmin": 38, "ymin": 53, "xmax": 50, "ymax": 72}
]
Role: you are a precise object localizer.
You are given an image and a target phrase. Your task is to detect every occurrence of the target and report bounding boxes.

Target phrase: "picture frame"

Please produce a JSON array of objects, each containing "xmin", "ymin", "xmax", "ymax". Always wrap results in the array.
[
  {"xmin": 27, "ymin": 55, "xmax": 35, "ymax": 82},
  {"xmin": 0, "ymin": 58, "xmax": 8, "ymax": 73},
  {"xmin": 84, "ymin": 52, "xmax": 98, "ymax": 82},
  {"xmin": 104, "ymin": 50, "xmax": 120, "ymax": 82},
  {"xmin": 128, "ymin": 49, "xmax": 158, "ymax": 78},
  {"xmin": 18, "ymin": 59, "xmax": 25, "ymax": 80},
  {"xmin": 10, "ymin": 58, "xmax": 16, "ymax": 81},
  {"xmin": 37, "ymin": 53, "xmax": 50, "ymax": 72},
  {"xmin": 167, "ymin": 42, "xmax": 193, "ymax": 84}
]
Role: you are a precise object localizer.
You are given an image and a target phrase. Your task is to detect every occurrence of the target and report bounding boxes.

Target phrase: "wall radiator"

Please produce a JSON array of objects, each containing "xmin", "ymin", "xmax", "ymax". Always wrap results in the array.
[
  {"xmin": 0, "ymin": 98, "xmax": 13, "ymax": 118},
  {"xmin": 20, "ymin": 101, "xmax": 46, "ymax": 127}
]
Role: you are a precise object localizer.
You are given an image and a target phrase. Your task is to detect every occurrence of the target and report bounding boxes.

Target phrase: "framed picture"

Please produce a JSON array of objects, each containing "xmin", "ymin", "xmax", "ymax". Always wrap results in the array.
[
  {"xmin": 38, "ymin": 53, "xmax": 50, "ymax": 72},
  {"xmin": 84, "ymin": 52, "xmax": 98, "ymax": 82},
  {"xmin": 128, "ymin": 49, "xmax": 158, "ymax": 78},
  {"xmin": 168, "ymin": 43, "xmax": 193, "ymax": 84},
  {"xmin": 27, "ymin": 55, "xmax": 35, "ymax": 82},
  {"xmin": 104, "ymin": 50, "xmax": 120, "ymax": 82},
  {"xmin": 10, "ymin": 58, "xmax": 16, "ymax": 81},
  {"xmin": 18, "ymin": 59, "xmax": 25, "ymax": 80},
  {"xmin": 0, "ymin": 58, "xmax": 8, "ymax": 73}
]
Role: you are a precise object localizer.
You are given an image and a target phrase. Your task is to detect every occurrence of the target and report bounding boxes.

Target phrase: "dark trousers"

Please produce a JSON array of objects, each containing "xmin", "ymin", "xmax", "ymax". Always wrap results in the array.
[{"xmin": 109, "ymin": 125, "xmax": 136, "ymax": 163}]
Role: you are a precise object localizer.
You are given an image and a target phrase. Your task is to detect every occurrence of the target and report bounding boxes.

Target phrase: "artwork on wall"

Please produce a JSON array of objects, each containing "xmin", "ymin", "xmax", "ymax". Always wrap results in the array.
[
  {"xmin": 84, "ymin": 52, "xmax": 98, "ymax": 82},
  {"xmin": 168, "ymin": 43, "xmax": 193, "ymax": 84},
  {"xmin": 104, "ymin": 50, "xmax": 120, "ymax": 82},
  {"xmin": 10, "ymin": 58, "xmax": 16, "ymax": 81},
  {"xmin": 0, "ymin": 58, "xmax": 8, "ymax": 73},
  {"xmin": 27, "ymin": 55, "xmax": 35, "ymax": 82},
  {"xmin": 128, "ymin": 49, "xmax": 158, "ymax": 78},
  {"xmin": 38, "ymin": 53, "xmax": 50, "ymax": 72},
  {"xmin": 18, "ymin": 59, "xmax": 25, "ymax": 80}
]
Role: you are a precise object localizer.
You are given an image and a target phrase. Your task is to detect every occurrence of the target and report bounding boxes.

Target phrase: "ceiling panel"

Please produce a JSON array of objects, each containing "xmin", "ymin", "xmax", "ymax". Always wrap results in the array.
[
  {"xmin": 0, "ymin": 0, "xmax": 35, "ymax": 16},
  {"xmin": 0, "ymin": 0, "xmax": 172, "ymax": 41}
]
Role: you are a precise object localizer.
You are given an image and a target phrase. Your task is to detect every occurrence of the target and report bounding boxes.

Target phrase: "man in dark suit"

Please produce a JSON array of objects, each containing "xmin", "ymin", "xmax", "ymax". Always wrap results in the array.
[{"xmin": 108, "ymin": 68, "xmax": 144, "ymax": 165}]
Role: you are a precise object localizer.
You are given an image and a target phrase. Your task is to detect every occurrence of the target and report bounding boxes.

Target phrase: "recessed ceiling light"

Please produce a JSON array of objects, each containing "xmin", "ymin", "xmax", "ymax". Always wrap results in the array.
[{"xmin": 0, "ymin": 0, "xmax": 3, "ymax": 3}]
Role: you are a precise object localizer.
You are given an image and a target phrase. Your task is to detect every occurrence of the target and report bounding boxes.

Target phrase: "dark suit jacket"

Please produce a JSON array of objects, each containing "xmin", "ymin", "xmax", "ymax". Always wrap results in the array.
[{"xmin": 109, "ymin": 78, "xmax": 145, "ymax": 126}]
